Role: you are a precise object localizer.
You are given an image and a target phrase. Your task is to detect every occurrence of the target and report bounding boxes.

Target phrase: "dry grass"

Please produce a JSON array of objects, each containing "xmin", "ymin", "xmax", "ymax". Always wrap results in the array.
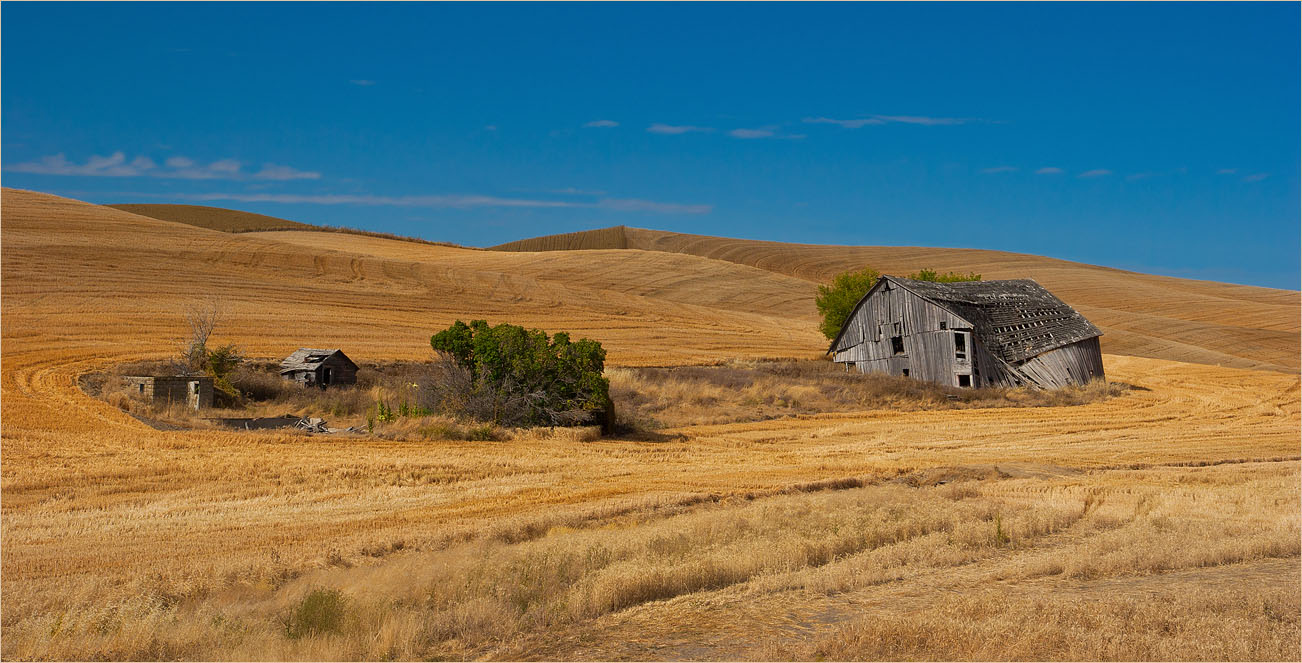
[
  {"xmin": 2, "ymin": 188, "xmax": 1298, "ymax": 660},
  {"xmin": 2, "ymin": 463, "xmax": 1295, "ymax": 660},
  {"xmin": 609, "ymin": 359, "xmax": 1124, "ymax": 428}
]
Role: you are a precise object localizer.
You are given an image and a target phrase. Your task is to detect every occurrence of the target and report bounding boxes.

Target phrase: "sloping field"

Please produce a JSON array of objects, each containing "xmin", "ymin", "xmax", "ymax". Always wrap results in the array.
[
  {"xmin": 110, "ymin": 202, "xmax": 462, "ymax": 247},
  {"xmin": 494, "ymin": 225, "xmax": 1300, "ymax": 373},
  {"xmin": 108, "ymin": 203, "xmax": 319, "ymax": 232},
  {"xmin": 1, "ymin": 188, "xmax": 1298, "ymax": 660}
]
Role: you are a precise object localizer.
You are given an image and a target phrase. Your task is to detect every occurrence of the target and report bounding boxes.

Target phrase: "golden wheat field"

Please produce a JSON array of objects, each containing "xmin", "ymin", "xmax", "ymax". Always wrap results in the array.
[{"xmin": 1, "ymin": 187, "xmax": 1299, "ymax": 661}]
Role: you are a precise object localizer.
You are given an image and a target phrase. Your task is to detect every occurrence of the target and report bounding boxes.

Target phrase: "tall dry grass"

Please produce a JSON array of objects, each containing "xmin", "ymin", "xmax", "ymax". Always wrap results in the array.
[
  {"xmin": 609, "ymin": 359, "xmax": 1124, "ymax": 428},
  {"xmin": 3, "ymin": 461, "xmax": 1296, "ymax": 661}
]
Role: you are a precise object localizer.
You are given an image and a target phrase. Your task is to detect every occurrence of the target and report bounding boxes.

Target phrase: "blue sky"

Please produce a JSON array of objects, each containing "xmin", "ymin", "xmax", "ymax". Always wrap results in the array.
[{"xmin": 3, "ymin": 2, "xmax": 1298, "ymax": 288}]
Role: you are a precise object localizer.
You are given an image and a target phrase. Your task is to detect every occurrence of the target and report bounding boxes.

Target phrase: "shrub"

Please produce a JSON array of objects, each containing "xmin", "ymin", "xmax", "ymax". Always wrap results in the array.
[
  {"xmin": 281, "ymin": 588, "xmax": 349, "ymax": 639},
  {"xmin": 430, "ymin": 320, "xmax": 612, "ymax": 429}
]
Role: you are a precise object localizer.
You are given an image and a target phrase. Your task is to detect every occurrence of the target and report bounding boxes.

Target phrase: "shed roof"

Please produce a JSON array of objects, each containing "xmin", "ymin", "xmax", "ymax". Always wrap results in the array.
[
  {"xmin": 833, "ymin": 276, "xmax": 1102, "ymax": 364},
  {"xmin": 279, "ymin": 348, "xmax": 357, "ymax": 373}
]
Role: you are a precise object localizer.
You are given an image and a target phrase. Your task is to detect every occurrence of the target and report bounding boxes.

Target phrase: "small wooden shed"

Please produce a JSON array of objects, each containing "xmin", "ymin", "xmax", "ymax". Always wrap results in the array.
[
  {"xmin": 828, "ymin": 275, "xmax": 1104, "ymax": 389},
  {"xmin": 280, "ymin": 348, "xmax": 358, "ymax": 388},
  {"xmin": 123, "ymin": 375, "xmax": 214, "ymax": 410}
]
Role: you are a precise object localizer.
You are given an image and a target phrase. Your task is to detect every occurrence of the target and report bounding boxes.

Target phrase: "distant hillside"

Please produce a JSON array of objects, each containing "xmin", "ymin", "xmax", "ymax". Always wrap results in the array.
[
  {"xmin": 491, "ymin": 225, "xmax": 632, "ymax": 251},
  {"xmin": 108, "ymin": 203, "xmax": 464, "ymax": 248},
  {"xmin": 489, "ymin": 225, "xmax": 1301, "ymax": 374}
]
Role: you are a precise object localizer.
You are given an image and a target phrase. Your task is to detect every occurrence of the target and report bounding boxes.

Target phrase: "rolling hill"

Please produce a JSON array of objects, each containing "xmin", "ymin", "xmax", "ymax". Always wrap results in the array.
[
  {"xmin": 493, "ymin": 225, "xmax": 1300, "ymax": 373},
  {"xmin": 109, "ymin": 202, "xmax": 463, "ymax": 247}
]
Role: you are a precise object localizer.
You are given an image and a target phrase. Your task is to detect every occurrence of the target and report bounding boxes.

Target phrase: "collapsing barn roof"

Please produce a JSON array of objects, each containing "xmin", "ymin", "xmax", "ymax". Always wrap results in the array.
[
  {"xmin": 835, "ymin": 276, "xmax": 1103, "ymax": 364},
  {"xmin": 279, "ymin": 348, "xmax": 358, "ymax": 373}
]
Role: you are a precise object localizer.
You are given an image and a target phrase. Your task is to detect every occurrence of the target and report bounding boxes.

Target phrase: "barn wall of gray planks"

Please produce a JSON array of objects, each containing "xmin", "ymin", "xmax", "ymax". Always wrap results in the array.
[{"xmin": 830, "ymin": 277, "xmax": 1105, "ymax": 389}]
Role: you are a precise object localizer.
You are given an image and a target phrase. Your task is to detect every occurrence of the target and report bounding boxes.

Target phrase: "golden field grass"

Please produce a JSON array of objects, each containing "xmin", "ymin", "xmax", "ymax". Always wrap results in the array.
[{"xmin": 1, "ymin": 188, "xmax": 1299, "ymax": 660}]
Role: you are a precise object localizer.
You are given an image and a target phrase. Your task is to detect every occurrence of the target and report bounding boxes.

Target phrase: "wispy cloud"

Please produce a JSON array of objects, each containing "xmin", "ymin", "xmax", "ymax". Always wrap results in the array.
[
  {"xmin": 7, "ymin": 152, "xmax": 321, "ymax": 180},
  {"xmin": 874, "ymin": 115, "xmax": 972, "ymax": 126},
  {"xmin": 802, "ymin": 116, "xmax": 885, "ymax": 129},
  {"xmin": 729, "ymin": 127, "xmax": 776, "ymax": 139},
  {"xmin": 139, "ymin": 191, "xmax": 712, "ymax": 214},
  {"xmin": 647, "ymin": 123, "xmax": 714, "ymax": 135},
  {"xmin": 349, "ymin": 79, "xmax": 376, "ymax": 86},
  {"xmin": 1078, "ymin": 169, "xmax": 1112, "ymax": 178},
  {"xmin": 545, "ymin": 187, "xmax": 607, "ymax": 196},
  {"xmin": 252, "ymin": 164, "xmax": 323, "ymax": 181},
  {"xmin": 583, "ymin": 120, "xmax": 619, "ymax": 128},
  {"xmin": 484, "ymin": 125, "xmax": 498, "ymax": 131},
  {"xmin": 1034, "ymin": 167, "xmax": 1064, "ymax": 175},
  {"xmin": 1242, "ymin": 173, "xmax": 1270, "ymax": 183},
  {"xmin": 1216, "ymin": 168, "xmax": 1238, "ymax": 175},
  {"xmin": 803, "ymin": 115, "xmax": 980, "ymax": 128},
  {"xmin": 979, "ymin": 166, "xmax": 1017, "ymax": 174}
]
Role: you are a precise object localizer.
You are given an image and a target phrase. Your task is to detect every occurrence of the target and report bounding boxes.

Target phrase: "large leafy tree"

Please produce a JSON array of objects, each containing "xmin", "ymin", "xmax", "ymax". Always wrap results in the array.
[
  {"xmin": 816, "ymin": 267, "xmax": 982, "ymax": 341},
  {"xmin": 815, "ymin": 267, "xmax": 881, "ymax": 341}
]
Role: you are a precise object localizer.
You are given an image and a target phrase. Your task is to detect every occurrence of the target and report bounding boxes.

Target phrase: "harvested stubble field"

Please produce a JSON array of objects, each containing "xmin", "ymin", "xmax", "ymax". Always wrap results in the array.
[{"xmin": 1, "ymin": 188, "xmax": 1299, "ymax": 661}]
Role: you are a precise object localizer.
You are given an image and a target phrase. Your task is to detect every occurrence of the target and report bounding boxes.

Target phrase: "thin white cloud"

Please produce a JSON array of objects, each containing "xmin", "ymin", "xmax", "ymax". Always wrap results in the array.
[
  {"xmin": 546, "ymin": 187, "xmax": 607, "ymax": 196},
  {"xmin": 802, "ymin": 116, "xmax": 885, "ymax": 129},
  {"xmin": 1078, "ymin": 169, "xmax": 1112, "ymax": 178},
  {"xmin": 484, "ymin": 125, "xmax": 499, "ymax": 131},
  {"xmin": 1242, "ymin": 173, "xmax": 1269, "ymax": 182},
  {"xmin": 349, "ymin": 79, "xmax": 376, "ymax": 86},
  {"xmin": 596, "ymin": 198, "xmax": 712, "ymax": 214},
  {"xmin": 583, "ymin": 120, "xmax": 619, "ymax": 128},
  {"xmin": 1035, "ymin": 167, "xmax": 1064, "ymax": 175},
  {"xmin": 876, "ymin": 115, "xmax": 970, "ymax": 126},
  {"xmin": 729, "ymin": 127, "xmax": 775, "ymax": 139},
  {"xmin": 7, "ymin": 152, "xmax": 320, "ymax": 181},
  {"xmin": 803, "ymin": 115, "xmax": 978, "ymax": 128},
  {"xmin": 1216, "ymin": 168, "xmax": 1237, "ymax": 175},
  {"xmin": 252, "ymin": 164, "xmax": 322, "ymax": 181},
  {"xmin": 144, "ymin": 191, "xmax": 712, "ymax": 214},
  {"xmin": 647, "ymin": 123, "xmax": 714, "ymax": 135},
  {"xmin": 979, "ymin": 166, "xmax": 1017, "ymax": 174}
]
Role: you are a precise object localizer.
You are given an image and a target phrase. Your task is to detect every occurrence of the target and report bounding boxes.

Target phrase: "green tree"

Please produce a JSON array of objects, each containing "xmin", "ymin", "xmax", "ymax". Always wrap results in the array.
[
  {"xmin": 815, "ymin": 267, "xmax": 881, "ymax": 340},
  {"xmin": 431, "ymin": 320, "xmax": 612, "ymax": 428}
]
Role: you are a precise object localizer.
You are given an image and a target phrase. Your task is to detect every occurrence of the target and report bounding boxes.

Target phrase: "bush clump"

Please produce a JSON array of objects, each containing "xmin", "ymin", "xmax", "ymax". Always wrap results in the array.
[
  {"xmin": 430, "ymin": 320, "xmax": 613, "ymax": 429},
  {"xmin": 281, "ymin": 588, "xmax": 349, "ymax": 639}
]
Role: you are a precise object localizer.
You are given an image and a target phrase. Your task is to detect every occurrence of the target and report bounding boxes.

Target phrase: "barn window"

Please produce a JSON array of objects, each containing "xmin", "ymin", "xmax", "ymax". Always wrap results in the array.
[
  {"xmin": 902, "ymin": 368, "xmax": 910, "ymax": 377},
  {"xmin": 954, "ymin": 332, "xmax": 967, "ymax": 360},
  {"xmin": 138, "ymin": 383, "xmax": 145, "ymax": 394},
  {"xmin": 958, "ymin": 374, "xmax": 972, "ymax": 388},
  {"xmin": 322, "ymin": 367, "xmax": 332, "ymax": 385},
  {"xmin": 192, "ymin": 382, "xmax": 200, "ymax": 394},
  {"xmin": 940, "ymin": 321, "xmax": 947, "ymax": 330},
  {"xmin": 891, "ymin": 336, "xmax": 905, "ymax": 355}
]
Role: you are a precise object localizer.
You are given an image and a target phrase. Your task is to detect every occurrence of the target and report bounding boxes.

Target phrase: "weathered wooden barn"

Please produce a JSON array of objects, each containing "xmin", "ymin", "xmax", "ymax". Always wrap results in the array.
[
  {"xmin": 123, "ymin": 375, "xmax": 214, "ymax": 410},
  {"xmin": 280, "ymin": 348, "xmax": 359, "ymax": 388},
  {"xmin": 828, "ymin": 276, "xmax": 1104, "ymax": 389}
]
